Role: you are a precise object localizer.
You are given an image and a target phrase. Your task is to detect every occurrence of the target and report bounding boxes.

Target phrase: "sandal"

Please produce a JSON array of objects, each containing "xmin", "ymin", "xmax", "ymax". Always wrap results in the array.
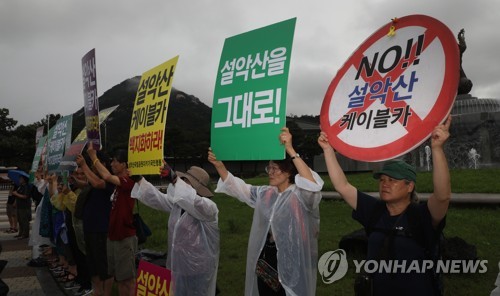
[
  {"xmin": 57, "ymin": 272, "xmax": 76, "ymax": 283},
  {"xmin": 54, "ymin": 269, "xmax": 69, "ymax": 278},
  {"xmin": 49, "ymin": 264, "xmax": 64, "ymax": 271},
  {"xmin": 42, "ymin": 254, "xmax": 57, "ymax": 262},
  {"xmin": 47, "ymin": 258, "xmax": 60, "ymax": 265},
  {"xmin": 53, "ymin": 267, "xmax": 68, "ymax": 275}
]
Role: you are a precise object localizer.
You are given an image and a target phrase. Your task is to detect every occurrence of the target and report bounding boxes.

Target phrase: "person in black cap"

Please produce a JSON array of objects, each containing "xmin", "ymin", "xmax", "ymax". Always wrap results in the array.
[{"xmin": 318, "ymin": 115, "xmax": 452, "ymax": 296}]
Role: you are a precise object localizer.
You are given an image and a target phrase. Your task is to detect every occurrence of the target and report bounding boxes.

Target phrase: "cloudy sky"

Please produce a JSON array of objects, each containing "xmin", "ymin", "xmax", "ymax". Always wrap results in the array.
[{"xmin": 1, "ymin": 0, "xmax": 498, "ymax": 126}]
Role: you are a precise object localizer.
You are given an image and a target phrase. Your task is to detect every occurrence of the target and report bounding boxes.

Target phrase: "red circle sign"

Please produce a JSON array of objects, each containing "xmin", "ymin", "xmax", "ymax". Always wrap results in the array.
[{"xmin": 320, "ymin": 14, "xmax": 459, "ymax": 162}]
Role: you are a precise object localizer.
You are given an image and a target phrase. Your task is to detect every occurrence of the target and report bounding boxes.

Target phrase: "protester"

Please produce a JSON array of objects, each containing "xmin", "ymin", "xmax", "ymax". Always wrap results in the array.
[
  {"xmin": 86, "ymin": 144, "xmax": 136, "ymax": 296},
  {"xmin": 47, "ymin": 174, "xmax": 77, "ymax": 283},
  {"xmin": 208, "ymin": 127, "xmax": 324, "ymax": 296},
  {"xmin": 11, "ymin": 174, "xmax": 31, "ymax": 239},
  {"xmin": 76, "ymin": 150, "xmax": 115, "ymax": 296},
  {"xmin": 318, "ymin": 115, "xmax": 452, "ymax": 296},
  {"xmin": 131, "ymin": 162, "xmax": 220, "ymax": 296},
  {"xmin": 4, "ymin": 182, "xmax": 18, "ymax": 234},
  {"xmin": 61, "ymin": 168, "xmax": 93, "ymax": 292},
  {"xmin": 37, "ymin": 171, "xmax": 57, "ymax": 261},
  {"xmin": 27, "ymin": 170, "xmax": 53, "ymax": 267}
]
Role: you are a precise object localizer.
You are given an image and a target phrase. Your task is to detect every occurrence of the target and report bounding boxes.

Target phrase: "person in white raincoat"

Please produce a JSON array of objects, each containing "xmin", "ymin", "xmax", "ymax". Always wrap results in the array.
[
  {"xmin": 28, "ymin": 171, "xmax": 52, "ymax": 262},
  {"xmin": 131, "ymin": 164, "xmax": 220, "ymax": 296},
  {"xmin": 208, "ymin": 127, "xmax": 324, "ymax": 296}
]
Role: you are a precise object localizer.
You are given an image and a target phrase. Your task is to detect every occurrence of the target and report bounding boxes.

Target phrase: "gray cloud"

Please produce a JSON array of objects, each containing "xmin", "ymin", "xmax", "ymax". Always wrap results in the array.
[{"xmin": 1, "ymin": 0, "xmax": 498, "ymax": 125}]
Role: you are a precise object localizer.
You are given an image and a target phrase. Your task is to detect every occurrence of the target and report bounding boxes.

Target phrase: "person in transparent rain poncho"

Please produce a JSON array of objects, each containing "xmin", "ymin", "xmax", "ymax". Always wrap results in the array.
[
  {"xmin": 131, "ymin": 162, "xmax": 220, "ymax": 296},
  {"xmin": 208, "ymin": 127, "xmax": 324, "ymax": 296}
]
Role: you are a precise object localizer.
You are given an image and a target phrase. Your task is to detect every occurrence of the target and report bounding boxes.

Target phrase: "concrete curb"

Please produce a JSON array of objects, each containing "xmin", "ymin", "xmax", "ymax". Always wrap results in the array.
[
  {"xmin": 321, "ymin": 191, "xmax": 500, "ymax": 204},
  {"xmin": 0, "ymin": 191, "xmax": 67, "ymax": 296}
]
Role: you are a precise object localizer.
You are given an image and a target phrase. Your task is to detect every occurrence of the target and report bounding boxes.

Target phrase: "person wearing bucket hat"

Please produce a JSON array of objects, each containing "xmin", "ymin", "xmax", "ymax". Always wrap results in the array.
[
  {"xmin": 209, "ymin": 127, "xmax": 324, "ymax": 296},
  {"xmin": 131, "ymin": 161, "xmax": 219, "ymax": 296},
  {"xmin": 318, "ymin": 115, "xmax": 453, "ymax": 296}
]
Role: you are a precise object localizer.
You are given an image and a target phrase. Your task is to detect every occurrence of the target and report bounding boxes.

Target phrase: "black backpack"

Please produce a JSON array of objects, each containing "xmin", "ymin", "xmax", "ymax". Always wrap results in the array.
[
  {"xmin": 365, "ymin": 202, "xmax": 444, "ymax": 296},
  {"xmin": 29, "ymin": 184, "xmax": 43, "ymax": 208}
]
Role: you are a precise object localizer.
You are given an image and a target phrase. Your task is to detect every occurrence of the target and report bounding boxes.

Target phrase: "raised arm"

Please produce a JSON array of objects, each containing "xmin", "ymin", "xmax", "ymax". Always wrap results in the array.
[
  {"xmin": 76, "ymin": 154, "xmax": 106, "ymax": 189},
  {"xmin": 427, "ymin": 115, "xmax": 452, "ymax": 227},
  {"xmin": 172, "ymin": 179, "xmax": 218, "ymax": 222},
  {"xmin": 208, "ymin": 147, "xmax": 258, "ymax": 207},
  {"xmin": 131, "ymin": 178, "xmax": 174, "ymax": 213},
  {"xmin": 86, "ymin": 144, "xmax": 121, "ymax": 186},
  {"xmin": 47, "ymin": 174, "xmax": 58, "ymax": 198},
  {"xmin": 280, "ymin": 127, "xmax": 316, "ymax": 183},
  {"xmin": 208, "ymin": 147, "xmax": 229, "ymax": 181},
  {"xmin": 318, "ymin": 131, "xmax": 358, "ymax": 209},
  {"xmin": 70, "ymin": 168, "xmax": 88, "ymax": 189}
]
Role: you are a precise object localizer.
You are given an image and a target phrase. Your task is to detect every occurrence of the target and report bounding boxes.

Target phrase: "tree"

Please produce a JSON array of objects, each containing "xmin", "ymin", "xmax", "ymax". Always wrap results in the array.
[
  {"xmin": 0, "ymin": 110, "xmax": 61, "ymax": 169},
  {"xmin": 0, "ymin": 108, "xmax": 17, "ymax": 135}
]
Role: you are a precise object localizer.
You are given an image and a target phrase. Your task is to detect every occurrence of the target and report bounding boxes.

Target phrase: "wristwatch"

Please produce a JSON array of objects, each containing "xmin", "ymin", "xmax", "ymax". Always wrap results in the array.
[{"xmin": 291, "ymin": 153, "xmax": 300, "ymax": 160}]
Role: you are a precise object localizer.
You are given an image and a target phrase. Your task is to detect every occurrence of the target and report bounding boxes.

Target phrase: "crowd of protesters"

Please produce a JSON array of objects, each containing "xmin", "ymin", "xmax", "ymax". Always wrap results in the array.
[
  {"xmin": 6, "ymin": 144, "xmax": 134, "ymax": 296},
  {"xmin": 4, "ymin": 118, "xmax": 458, "ymax": 296}
]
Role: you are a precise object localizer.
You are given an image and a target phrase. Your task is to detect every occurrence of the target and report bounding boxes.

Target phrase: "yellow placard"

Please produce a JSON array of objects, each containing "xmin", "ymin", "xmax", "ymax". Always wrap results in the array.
[
  {"xmin": 128, "ymin": 56, "xmax": 179, "ymax": 175},
  {"xmin": 73, "ymin": 105, "xmax": 119, "ymax": 143}
]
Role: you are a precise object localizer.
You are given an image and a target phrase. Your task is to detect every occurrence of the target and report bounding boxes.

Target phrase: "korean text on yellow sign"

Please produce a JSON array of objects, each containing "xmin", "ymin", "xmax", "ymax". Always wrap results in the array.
[{"xmin": 128, "ymin": 56, "xmax": 179, "ymax": 175}]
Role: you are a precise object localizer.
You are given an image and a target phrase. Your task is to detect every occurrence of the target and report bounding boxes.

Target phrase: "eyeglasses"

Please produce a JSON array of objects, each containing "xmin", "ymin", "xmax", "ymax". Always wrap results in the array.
[{"xmin": 265, "ymin": 166, "xmax": 281, "ymax": 175}]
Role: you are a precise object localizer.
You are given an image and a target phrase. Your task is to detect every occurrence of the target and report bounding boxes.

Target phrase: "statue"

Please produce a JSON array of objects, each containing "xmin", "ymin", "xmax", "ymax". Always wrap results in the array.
[{"xmin": 457, "ymin": 29, "xmax": 473, "ymax": 95}]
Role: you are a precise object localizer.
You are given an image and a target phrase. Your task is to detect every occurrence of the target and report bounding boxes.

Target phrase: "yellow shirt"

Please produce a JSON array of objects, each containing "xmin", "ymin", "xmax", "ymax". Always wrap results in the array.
[{"xmin": 50, "ymin": 191, "xmax": 77, "ymax": 214}]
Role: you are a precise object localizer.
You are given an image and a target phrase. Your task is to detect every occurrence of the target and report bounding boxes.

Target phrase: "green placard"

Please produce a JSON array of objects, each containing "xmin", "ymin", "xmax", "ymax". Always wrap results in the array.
[
  {"xmin": 47, "ymin": 115, "xmax": 73, "ymax": 173},
  {"xmin": 211, "ymin": 18, "xmax": 296, "ymax": 160},
  {"xmin": 29, "ymin": 135, "xmax": 47, "ymax": 182}
]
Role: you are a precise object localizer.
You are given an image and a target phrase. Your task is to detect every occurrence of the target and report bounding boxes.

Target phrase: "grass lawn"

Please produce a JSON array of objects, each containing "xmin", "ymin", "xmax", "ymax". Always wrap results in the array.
[{"xmin": 138, "ymin": 169, "xmax": 500, "ymax": 295}]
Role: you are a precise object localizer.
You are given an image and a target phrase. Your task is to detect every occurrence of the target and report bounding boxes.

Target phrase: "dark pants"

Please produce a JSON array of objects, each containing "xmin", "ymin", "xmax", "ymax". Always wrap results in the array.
[
  {"xmin": 257, "ymin": 236, "xmax": 285, "ymax": 296},
  {"xmin": 16, "ymin": 207, "xmax": 31, "ymax": 238},
  {"xmin": 66, "ymin": 213, "xmax": 91, "ymax": 289}
]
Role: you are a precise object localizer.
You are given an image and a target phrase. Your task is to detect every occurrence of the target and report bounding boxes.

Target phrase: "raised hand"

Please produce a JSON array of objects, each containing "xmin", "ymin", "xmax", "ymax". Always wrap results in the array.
[
  {"xmin": 208, "ymin": 147, "xmax": 228, "ymax": 181},
  {"xmin": 208, "ymin": 147, "xmax": 223, "ymax": 168},
  {"xmin": 159, "ymin": 159, "xmax": 176, "ymax": 183},
  {"xmin": 76, "ymin": 154, "xmax": 86, "ymax": 167},
  {"xmin": 318, "ymin": 131, "xmax": 334, "ymax": 151},
  {"xmin": 431, "ymin": 115, "xmax": 452, "ymax": 149},
  {"xmin": 86, "ymin": 141, "xmax": 97, "ymax": 160},
  {"xmin": 279, "ymin": 127, "xmax": 293, "ymax": 148}
]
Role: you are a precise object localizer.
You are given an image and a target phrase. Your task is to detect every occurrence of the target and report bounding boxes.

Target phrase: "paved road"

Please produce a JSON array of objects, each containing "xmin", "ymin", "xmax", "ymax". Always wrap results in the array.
[{"xmin": 0, "ymin": 190, "xmax": 66, "ymax": 296}]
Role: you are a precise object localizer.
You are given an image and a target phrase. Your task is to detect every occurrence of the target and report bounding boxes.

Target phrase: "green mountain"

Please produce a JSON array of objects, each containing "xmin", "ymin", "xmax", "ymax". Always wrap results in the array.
[{"xmin": 71, "ymin": 76, "xmax": 212, "ymax": 158}]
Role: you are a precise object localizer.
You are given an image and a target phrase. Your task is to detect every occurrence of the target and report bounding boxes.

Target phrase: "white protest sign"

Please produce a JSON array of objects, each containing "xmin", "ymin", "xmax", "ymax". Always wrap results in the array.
[{"xmin": 320, "ymin": 15, "xmax": 459, "ymax": 161}]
